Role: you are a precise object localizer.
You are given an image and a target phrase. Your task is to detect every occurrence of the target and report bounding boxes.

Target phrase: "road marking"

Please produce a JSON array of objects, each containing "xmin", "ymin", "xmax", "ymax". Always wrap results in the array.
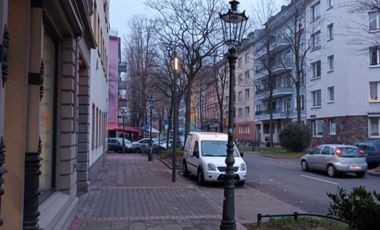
[{"xmin": 300, "ymin": 174, "xmax": 339, "ymax": 185}]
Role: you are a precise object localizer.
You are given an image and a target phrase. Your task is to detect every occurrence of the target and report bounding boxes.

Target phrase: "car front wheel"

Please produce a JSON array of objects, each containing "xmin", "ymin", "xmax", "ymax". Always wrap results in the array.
[
  {"xmin": 301, "ymin": 160, "xmax": 308, "ymax": 171},
  {"xmin": 197, "ymin": 169, "xmax": 205, "ymax": 186},
  {"xmin": 183, "ymin": 161, "xmax": 189, "ymax": 177},
  {"xmin": 327, "ymin": 165, "xmax": 336, "ymax": 177}
]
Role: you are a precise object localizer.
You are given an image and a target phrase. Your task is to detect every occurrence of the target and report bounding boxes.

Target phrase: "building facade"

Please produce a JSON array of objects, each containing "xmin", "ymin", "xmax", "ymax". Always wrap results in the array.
[
  {"xmin": 0, "ymin": 0, "xmax": 108, "ymax": 229},
  {"xmin": 233, "ymin": 35, "xmax": 256, "ymax": 143},
  {"xmin": 108, "ymin": 32, "xmax": 120, "ymax": 128},
  {"xmin": 253, "ymin": 1, "xmax": 309, "ymax": 145},
  {"xmin": 305, "ymin": 0, "xmax": 380, "ymax": 146}
]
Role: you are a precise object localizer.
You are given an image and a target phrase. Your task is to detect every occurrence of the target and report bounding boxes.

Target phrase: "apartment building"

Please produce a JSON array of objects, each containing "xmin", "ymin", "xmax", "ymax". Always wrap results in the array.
[
  {"xmin": 108, "ymin": 32, "xmax": 120, "ymax": 128},
  {"xmin": 305, "ymin": 0, "xmax": 380, "ymax": 145},
  {"xmin": 253, "ymin": 1, "xmax": 309, "ymax": 145},
  {"xmin": 233, "ymin": 34, "xmax": 256, "ymax": 142}
]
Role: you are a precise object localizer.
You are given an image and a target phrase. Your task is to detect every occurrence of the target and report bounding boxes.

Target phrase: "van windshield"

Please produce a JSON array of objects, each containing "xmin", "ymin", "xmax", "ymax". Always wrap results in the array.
[{"xmin": 201, "ymin": 140, "xmax": 239, "ymax": 157}]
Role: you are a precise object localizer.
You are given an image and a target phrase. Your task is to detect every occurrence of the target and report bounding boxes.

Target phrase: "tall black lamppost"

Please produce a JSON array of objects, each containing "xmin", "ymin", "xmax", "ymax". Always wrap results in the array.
[
  {"xmin": 219, "ymin": 1, "xmax": 248, "ymax": 230},
  {"xmin": 148, "ymin": 96, "xmax": 153, "ymax": 161},
  {"xmin": 122, "ymin": 109, "xmax": 126, "ymax": 153},
  {"xmin": 171, "ymin": 50, "xmax": 180, "ymax": 183}
]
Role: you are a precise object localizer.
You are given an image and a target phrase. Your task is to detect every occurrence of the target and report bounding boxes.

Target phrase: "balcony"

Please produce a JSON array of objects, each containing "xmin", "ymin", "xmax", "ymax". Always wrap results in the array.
[
  {"xmin": 255, "ymin": 87, "xmax": 294, "ymax": 100},
  {"xmin": 254, "ymin": 62, "xmax": 294, "ymax": 80},
  {"xmin": 255, "ymin": 39, "xmax": 290, "ymax": 60},
  {"xmin": 254, "ymin": 110, "xmax": 294, "ymax": 121}
]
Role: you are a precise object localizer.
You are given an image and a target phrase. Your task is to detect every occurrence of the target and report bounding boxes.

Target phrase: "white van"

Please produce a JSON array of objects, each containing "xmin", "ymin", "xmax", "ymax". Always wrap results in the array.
[{"xmin": 183, "ymin": 132, "xmax": 247, "ymax": 186}]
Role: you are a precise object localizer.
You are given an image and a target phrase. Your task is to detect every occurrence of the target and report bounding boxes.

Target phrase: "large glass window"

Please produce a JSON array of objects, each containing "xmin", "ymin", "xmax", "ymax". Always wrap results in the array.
[
  {"xmin": 370, "ymin": 47, "xmax": 380, "ymax": 66},
  {"xmin": 39, "ymin": 33, "xmax": 57, "ymax": 194},
  {"xmin": 312, "ymin": 2, "xmax": 321, "ymax": 21},
  {"xmin": 312, "ymin": 119, "xmax": 323, "ymax": 136},
  {"xmin": 311, "ymin": 60, "xmax": 321, "ymax": 78},
  {"xmin": 369, "ymin": 11, "xmax": 380, "ymax": 31},
  {"xmin": 312, "ymin": 89, "xmax": 322, "ymax": 107},
  {"xmin": 369, "ymin": 117, "xmax": 380, "ymax": 136}
]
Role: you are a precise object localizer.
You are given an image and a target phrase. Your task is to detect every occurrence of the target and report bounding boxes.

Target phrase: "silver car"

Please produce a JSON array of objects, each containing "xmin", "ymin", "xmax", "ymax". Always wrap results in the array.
[{"xmin": 300, "ymin": 144, "xmax": 367, "ymax": 177}]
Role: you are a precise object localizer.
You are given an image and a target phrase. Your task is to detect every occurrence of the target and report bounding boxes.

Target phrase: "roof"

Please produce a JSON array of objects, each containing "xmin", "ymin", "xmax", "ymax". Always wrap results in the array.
[
  {"xmin": 107, "ymin": 122, "xmax": 143, "ymax": 134},
  {"xmin": 189, "ymin": 132, "xmax": 228, "ymax": 141}
]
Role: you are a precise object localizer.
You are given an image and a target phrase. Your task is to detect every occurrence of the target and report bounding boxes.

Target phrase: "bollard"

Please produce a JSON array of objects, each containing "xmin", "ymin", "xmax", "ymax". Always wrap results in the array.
[
  {"xmin": 294, "ymin": 212, "xmax": 298, "ymax": 221},
  {"xmin": 257, "ymin": 213, "xmax": 262, "ymax": 226}
]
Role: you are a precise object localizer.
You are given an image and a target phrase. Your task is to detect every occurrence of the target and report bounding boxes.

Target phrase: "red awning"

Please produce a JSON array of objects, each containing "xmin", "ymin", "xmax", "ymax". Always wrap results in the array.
[{"xmin": 107, "ymin": 122, "xmax": 143, "ymax": 134}]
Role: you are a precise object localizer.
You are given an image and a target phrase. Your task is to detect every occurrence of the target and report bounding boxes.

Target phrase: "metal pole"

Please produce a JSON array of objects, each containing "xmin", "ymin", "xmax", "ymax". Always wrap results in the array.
[
  {"xmin": 148, "ymin": 105, "xmax": 153, "ymax": 161},
  {"xmin": 172, "ymin": 70, "xmax": 178, "ymax": 182},
  {"xmin": 122, "ymin": 114, "xmax": 125, "ymax": 153},
  {"xmin": 220, "ymin": 47, "xmax": 237, "ymax": 230}
]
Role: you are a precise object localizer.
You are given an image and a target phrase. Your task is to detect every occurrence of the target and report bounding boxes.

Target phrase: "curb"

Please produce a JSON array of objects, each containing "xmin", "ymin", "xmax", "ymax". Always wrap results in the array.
[{"xmin": 368, "ymin": 170, "xmax": 380, "ymax": 177}]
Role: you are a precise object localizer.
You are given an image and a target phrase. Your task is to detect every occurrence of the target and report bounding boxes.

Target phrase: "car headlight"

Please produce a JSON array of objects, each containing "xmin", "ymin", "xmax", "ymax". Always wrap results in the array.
[
  {"xmin": 207, "ymin": 163, "xmax": 216, "ymax": 171},
  {"xmin": 240, "ymin": 163, "xmax": 246, "ymax": 171}
]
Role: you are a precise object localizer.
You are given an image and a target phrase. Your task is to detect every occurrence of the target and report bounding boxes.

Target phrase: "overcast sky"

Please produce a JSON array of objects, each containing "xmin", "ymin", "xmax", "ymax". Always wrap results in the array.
[{"xmin": 110, "ymin": 0, "xmax": 289, "ymax": 39}]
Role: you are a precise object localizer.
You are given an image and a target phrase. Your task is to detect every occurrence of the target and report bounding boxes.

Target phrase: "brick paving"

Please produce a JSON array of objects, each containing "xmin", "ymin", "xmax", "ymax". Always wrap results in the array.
[
  {"xmin": 69, "ymin": 154, "xmax": 225, "ymax": 230},
  {"xmin": 69, "ymin": 153, "xmax": 301, "ymax": 230}
]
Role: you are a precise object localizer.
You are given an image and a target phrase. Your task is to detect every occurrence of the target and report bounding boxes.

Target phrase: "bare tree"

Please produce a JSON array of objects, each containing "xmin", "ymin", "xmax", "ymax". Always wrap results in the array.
[
  {"xmin": 213, "ymin": 56, "xmax": 229, "ymax": 132},
  {"xmin": 252, "ymin": 0, "xmax": 279, "ymax": 147},
  {"xmin": 146, "ymin": 0, "xmax": 224, "ymax": 140},
  {"xmin": 123, "ymin": 16, "xmax": 160, "ymax": 127}
]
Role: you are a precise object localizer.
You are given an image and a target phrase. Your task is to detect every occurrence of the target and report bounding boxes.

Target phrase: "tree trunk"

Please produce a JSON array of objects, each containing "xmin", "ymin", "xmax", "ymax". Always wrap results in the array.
[{"xmin": 184, "ymin": 83, "xmax": 192, "ymax": 143}]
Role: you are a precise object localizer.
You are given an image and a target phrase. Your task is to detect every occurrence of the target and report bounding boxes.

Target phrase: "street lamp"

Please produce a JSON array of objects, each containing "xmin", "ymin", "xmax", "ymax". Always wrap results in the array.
[
  {"xmin": 121, "ymin": 109, "xmax": 126, "ymax": 153},
  {"xmin": 148, "ymin": 96, "xmax": 153, "ymax": 161},
  {"xmin": 171, "ymin": 49, "xmax": 180, "ymax": 183},
  {"xmin": 219, "ymin": 1, "xmax": 248, "ymax": 230}
]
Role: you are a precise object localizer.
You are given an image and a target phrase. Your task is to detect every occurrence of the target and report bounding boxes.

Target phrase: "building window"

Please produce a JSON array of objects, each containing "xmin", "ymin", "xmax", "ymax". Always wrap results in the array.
[
  {"xmin": 238, "ymin": 108, "xmax": 243, "ymax": 118},
  {"xmin": 327, "ymin": 23, "xmax": 334, "ymax": 40},
  {"xmin": 370, "ymin": 46, "xmax": 380, "ymax": 66},
  {"xmin": 238, "ymin": 125, "xmax": 250, "ymax": 134},
  {"xmin": 301, "ymin": 95, "xmax": 305, "ymax": 110},
  {"xmin": 245, "ymin": 88, "xmax": 250, "ymax": 99},
  {"xmin": 245, "ymin": 106, "xmax": 250, "ymax": 117},
  {"xmin": 369, "ymin": 117, "xmax": 380, "ymax": 136},
  {"xmin": 245, "ymin": 52, "xmax": 249, "ymax": 64},
  {"xmin": 369, "ymin": 11, "xmax": 380, "ymax": 31},
  {"xmin": 238, "ymin": 91, "xmax": 242, "ymax": 101},
  {"xmin": 238, "ymin": 74, "xmax": 243, "ymax": 83},
  {"xmin": 328, "ymin": 0, "xmax": 334, "ymax": 9},
  {"xmin": 370, "ymin": 81, "xmax": 380, "ymax": 101},
  {"xmin": 244, "ymin": 71, "xmax": 250, "ymax": 81},
  {"xmin": 238, "ymin": 57, "xmax": 242, "ymax": 67},
  {"xmin": 328, "ymin": 86, "xmax": 335, "ymax": 102},
  {"xmin": 311, "ymin": 2, "xmax": 321, "ymax": 21},
  {"xmin": 311, "ymin": 31, "xmax": 321, "ymax": 49},
  {"xmin": 256, "ymin": 104, "xmax": 261, "ymax": 112},
  {"xmin": 312, "ymin": 89, "xmax": 322, "ymax": 107},
  {"xmin": 329, "ymin": 118, "xmax": 336, "ymax": 135},
  {"xmin": 312, "ymin": 119, "xmax": 323, "ymax": 136},
  {"xmin": 327, "ymin": 55, "xmax": 334, "ymax": 71},
  {"xmin": 311, "ymin": 60, "xmax": 321, "ymax": 78}
]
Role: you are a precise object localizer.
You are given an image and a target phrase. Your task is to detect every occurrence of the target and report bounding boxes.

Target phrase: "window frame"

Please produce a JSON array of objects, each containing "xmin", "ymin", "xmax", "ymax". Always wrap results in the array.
[
  {"xmin": 369, "ymin": 117, "xmax": 380, "ymax": 137},
  {"xmin": 328, "ymin": 86, "xmax": 335, "ymax": 102},
  {"xmin": 311, "ymin": 89, "xmax": 322, "ymax": 107},
  {"xmin": 369, "ymin": 46, "xmax": 380, "ymax": 66},
  {"xmin": 327, "ymin": 23, "xmax": 334, "ymax": 41},
  {"xmin": 369, "ymin": 81, "xmax": 380, "ymax": 101},
  {"xmin": 312, "ymin": 119, "xmax": 324, "ymax": 137},
  {"xmin": 311, "ymin": 31, "xmax": 321, "ymax": 50},
  {"xmin": 311, "ymin": 1, "xmax": 321, "ymax": 21},
  {"xmin": 369, "ymin": 11, "xmax": 380, "ymax": 31},
  {"xmin": 327, "ymin": 55, "xmax": 334, "ymax": 71},
  {"xmin": 311, "ymin": 60, "xmax": 321, "ymax": 79},
  {"xmin": 329, "ymin": 118, "xmax": 336, "ymax": 135}
]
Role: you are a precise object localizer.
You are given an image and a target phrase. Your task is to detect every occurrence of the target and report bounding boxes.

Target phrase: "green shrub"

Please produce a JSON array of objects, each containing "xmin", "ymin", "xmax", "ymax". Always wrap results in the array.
[
  {"xmin": 327, "ymin": 186, "xmax": 380, "ymax": 230},
  {"xmin": 279, "ymin": 122, "xmax": 311, "ymax": 152}
]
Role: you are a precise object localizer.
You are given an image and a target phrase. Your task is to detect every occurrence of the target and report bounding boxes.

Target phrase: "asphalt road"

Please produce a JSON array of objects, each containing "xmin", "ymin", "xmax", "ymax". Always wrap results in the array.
[{"xmin": 243, "ymin": 153, "xmax": 380, "ymax": 214}]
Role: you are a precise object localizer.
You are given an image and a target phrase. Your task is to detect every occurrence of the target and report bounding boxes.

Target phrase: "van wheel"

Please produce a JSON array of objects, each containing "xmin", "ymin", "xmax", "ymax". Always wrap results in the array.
[
  {"xmin": 327, "ymin": 165, "xmax": 336, "ymax": 177},
  {"xmin": 356, "ymin": 172, "xmax": 366, "ymax": 178},
  {"xmin": 236, "ymin": 181, "xmax": 245, "ymax": 187},
  {"xmin": 183, "ymin": 161, "xmax": 189, "ymax": 177},
  {"xmin": 197, "ymin": 169, "xmax": 205, "ymax": 186}
]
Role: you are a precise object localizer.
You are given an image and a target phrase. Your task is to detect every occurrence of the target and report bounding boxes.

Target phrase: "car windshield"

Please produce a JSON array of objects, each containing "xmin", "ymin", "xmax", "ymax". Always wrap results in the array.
[
  {"xmin": 200, "ymin": 140, "xmax": 239, "ymax": 157},
  {"xmin": 338, "ymin": 146, "xmax": 364, "ymax": 157}
]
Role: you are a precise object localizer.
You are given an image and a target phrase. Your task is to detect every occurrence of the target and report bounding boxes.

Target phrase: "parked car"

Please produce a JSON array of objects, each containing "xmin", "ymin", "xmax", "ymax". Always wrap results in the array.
[
  {"xmin": 352, "ymin": 140, "xmax": 380, "ymax": 169},
  {"xmin": 183, "ymin": 132, "xmax": 247, "ymax": 186},
  {"xmin": 132, "ymin": 138, "xmax": 163, "ymax": 153},
  {"xmin": 300, "ymin": 144, "xmax": 367, "ymax": 177},
  {"xmin": 107, "ymin": 137, "xmax": 134, "ymax": 153}
]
